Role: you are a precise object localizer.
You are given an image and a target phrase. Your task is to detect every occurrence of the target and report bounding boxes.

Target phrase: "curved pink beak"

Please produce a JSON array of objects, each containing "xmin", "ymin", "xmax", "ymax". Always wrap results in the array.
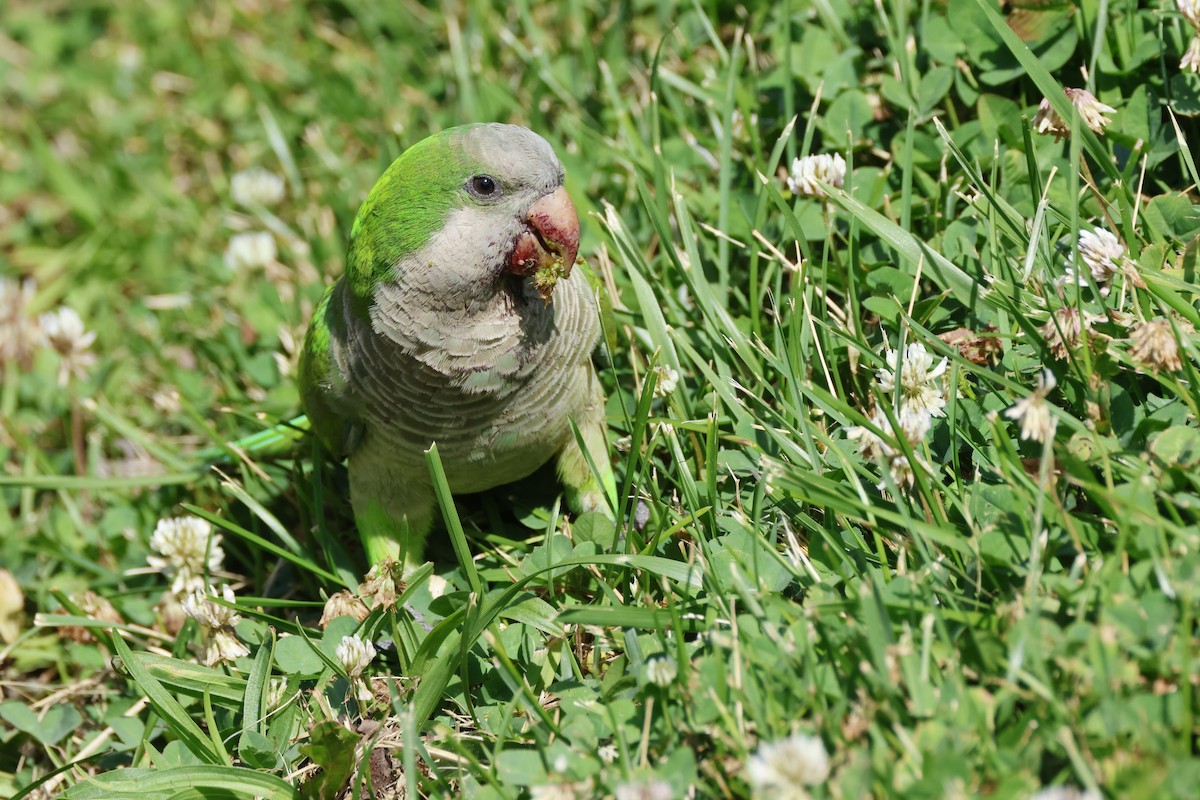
[{"xmin": 507, "ymin": 186, "xmax": 580, "ymax": 285}]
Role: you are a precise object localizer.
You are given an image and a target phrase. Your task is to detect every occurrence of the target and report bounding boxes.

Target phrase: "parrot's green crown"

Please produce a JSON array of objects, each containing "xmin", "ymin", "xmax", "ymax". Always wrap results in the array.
[{"xmin": 344, "ymin": 123, "xmax": 567, "ymax": 302}]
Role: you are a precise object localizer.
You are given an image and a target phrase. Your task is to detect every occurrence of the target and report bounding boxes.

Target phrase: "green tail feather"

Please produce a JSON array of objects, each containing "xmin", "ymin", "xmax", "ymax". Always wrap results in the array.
[{"xmin": 193, "ymin": 414, "xmax": 311, "ymax": 464}]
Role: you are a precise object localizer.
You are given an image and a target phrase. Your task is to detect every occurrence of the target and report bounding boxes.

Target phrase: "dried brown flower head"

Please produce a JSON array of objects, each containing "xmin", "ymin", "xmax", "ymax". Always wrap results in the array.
[
  {"xmin": 60, "ymin": 591, "xmax": 122, "ymax": 643},
  {"xmin": 1130, "ymin": 319, "xmax": 1188, "ymax": 372},
  {"xmin": 320, "ymin": 589, "xmax": 370, "ymax": 628},
  {"xmin": 938, "ymin": 326, "xmax": 1003, "ymax": 365},
  {"xmin": 1040, "ymin": 307, "xmax": 1092, "ymax": 360}
]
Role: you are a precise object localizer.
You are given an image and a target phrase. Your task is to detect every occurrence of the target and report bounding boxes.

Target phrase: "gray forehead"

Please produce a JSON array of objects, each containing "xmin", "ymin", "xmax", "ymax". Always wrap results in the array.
[{"xmin": 459, "ymin": 124, "xmax": 564, "ymax": 190}]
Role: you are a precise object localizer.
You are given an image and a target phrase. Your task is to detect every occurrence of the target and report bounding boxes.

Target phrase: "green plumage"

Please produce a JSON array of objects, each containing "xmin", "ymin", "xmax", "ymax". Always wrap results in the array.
[
  {"xmin": 345, "ymin": 128, "xmax": 480, "ymax": 298},
  {"xmin": 299, "ymin": 124, "xmax": 613, "ymax": 567}
]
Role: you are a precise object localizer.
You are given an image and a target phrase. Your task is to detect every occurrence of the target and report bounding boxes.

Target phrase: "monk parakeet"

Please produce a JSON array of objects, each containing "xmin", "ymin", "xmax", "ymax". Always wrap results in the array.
[{"xmin": 299, "ymin": 123, "xmax": 614, "ymax": 567}]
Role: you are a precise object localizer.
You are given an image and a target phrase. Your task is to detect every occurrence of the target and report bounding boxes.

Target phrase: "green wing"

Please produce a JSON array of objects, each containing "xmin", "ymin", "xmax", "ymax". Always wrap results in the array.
[{"xmin": 298, "ymin": 281, "xmax": 363, "ymax": 458}]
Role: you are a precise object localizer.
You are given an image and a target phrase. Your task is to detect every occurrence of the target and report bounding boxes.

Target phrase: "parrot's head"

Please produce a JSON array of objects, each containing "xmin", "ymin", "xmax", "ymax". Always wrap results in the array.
[{"xmin": 346, "ymin": 123, "xmax": 580, "ymax": 307}]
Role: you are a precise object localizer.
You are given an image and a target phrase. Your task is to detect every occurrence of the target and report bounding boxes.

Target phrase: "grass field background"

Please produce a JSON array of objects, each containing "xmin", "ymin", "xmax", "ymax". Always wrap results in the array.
[{"xmin": 3, "ymin": 0, "xmax": 1200, "ymax": 797}]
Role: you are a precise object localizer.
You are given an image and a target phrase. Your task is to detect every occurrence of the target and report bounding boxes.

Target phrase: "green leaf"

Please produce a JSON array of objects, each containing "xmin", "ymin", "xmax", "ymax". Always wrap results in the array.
[
  {"xmin": 921, "ymin": 13, "xmax": 964, "ymax": 64},
  {"xmin": 427, "ymin": 442, "xmax": 482, "ymax": 596},
  {"xmin": 496, "ymin": 749, "xmax": 551, "ymax": 786},
  {"xmin": 709, "ymin": 529, "xmax": 792, "ymax": 593},
  {"xmin": 275, "ymin": 633, "xmax": 327, "ymax": 676},
  {"xmin": 1142, "ymin": 194, "xmax": 1200, "ymax": 242},
  {"xmin": 298, "ymin": 721, "xmax": 359, "ymax": 800},
  {"xmin": 917, "ymin": 66, "xmax": 955, "ymax": 114},
  {"xmin": 133, "ymin": 652, "xmax": 248, "ymax": 708},
  {"xmin": 238, "ymin": 637, "xmax": 276, "ymax": 767},
  {"xmin": 111, "ymin": 635, "xmax": 225, "ymax": 765},
  {"xmin": 557, "ymin": 604, "xmax": 707, "ymax": 631},
  {"xmin": 155, "ymin": 741, "xmax": 206, "ymax": 769},
  {"xmin": 572, "ymin": 511, "xmax": 617, "ymax": 548},
  {"xmin": 238, "ymin": 729, "xmax": 281, "ymax": 771},
  {"xmin": 821, "ymin": 90, "xmax": 874, "ymax": 148},
  {"xmin": 59, "ymin": 766, "xmax": 297, "ymax": 799},
  {"xmin": 1149, "ymin": 427, "xmax": 1200, "ymax": 470},
  {"xmin": 1169, "ymin": 72, "xmax": 1200, "ymax": 117},
  {"xmin": 517, "ymin": 534, "xmax": 575, "ymax": 580},
  {"xmin": 182, "ymin": 505, "xmax": 342, "ymax": 584},
  {"xmin": 976, "ymin": 94, "xmax": 1022, "ymax": 146},
  {"xmin": 25, "ymin": 121, "xmax": 103, "ymax": 226},
  {"xmin": 0, "ymin": 701, "xmax": 82, "ymax": 747},
  {"xmin": 498, "ymin": 592, "xmax": 563, "ymax": 635}
]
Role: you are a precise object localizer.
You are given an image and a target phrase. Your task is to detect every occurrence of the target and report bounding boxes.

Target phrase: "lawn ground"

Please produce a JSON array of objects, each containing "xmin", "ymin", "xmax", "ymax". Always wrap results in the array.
[{"xmin": 2, "ymin": 1, "xmax": 1200, "ymax": 798}]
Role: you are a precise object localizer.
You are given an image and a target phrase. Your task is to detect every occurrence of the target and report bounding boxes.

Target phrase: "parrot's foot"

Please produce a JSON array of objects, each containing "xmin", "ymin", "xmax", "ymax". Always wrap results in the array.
[
  {"xmin": 352, "ymin": 485, "xmax": 434, "ymax": 573},
  {"xmin": 362, "ymin": 528, "xmax": 402, "ymax": 567},
  {"xmin": 565, "ymin": 483, "xmax": 611, "ymax": 518},
  {"xmin": 557, "ymin": 372, "xmax": 616, "ymax": 524}
]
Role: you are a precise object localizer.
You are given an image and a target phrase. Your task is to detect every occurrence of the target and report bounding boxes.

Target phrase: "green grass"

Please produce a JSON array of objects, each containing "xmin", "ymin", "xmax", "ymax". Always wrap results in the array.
[{"xmin": 3, "ymin": 0, "xmax": 1200, "ymax": 797}]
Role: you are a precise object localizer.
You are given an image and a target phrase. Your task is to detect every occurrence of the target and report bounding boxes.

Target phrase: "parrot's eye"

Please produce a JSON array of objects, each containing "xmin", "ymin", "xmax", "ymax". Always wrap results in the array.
[{"xmin": 467, "ymin": 175, "xmax": 501, "ymax": 199}]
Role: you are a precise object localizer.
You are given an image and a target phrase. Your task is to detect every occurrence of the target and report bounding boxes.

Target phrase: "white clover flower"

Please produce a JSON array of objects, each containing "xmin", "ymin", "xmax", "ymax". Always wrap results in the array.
[
  {"xmin": 746, "ymin": 733, "xmax": 830, "ymax": 800},
  {"xmin": 1180, "ymin": 0, "xmax": 1200, "ymax": 30},
  {"xmin": 1130, "ymin": 318, "xmax": 1187, "ymax": 372},
  {"xmin": 652, "ymin": 364, "xmax": 679, "ymax": 398},
  {"xmin": 597, "ymin": 743, "xmax": 619, "ymax": 764},
  {"xmin": 207, "ymin": 627, "xmax": 251, "ymax": 667},
  {"xmin": 1057, "ymin": 270, "xmax": 1090, "ymax": 294},
  {"xmin": 787, "ymin": 152, "xmax": 846, "ymax": 197},
  {"xmin": 182, "ymin": 583, "xmax": 240, "ymax": 628},
  {"xmin": 39, "ymin": 306, "xmax": 95, "ymax": 352},
  {"xmin": 231, "ymin": 167, "xmax": 286, "ymax": 207},
  {"xmin": 265, "ymin": 676, "xmax": 288, "ymax": 712},
  {"xmin": 151, "ymin": 387, "xmax": 182, "ymax": 414},
  {"xmin": 115, "ymin": 43, "xmax": 143, "ymax": 73},
  {"xmin": 1058, "ymin": 227, "xmax": 1125, "ymax": 297},
  {"xmin": 615, "ymin": 778, "xmax": 673, "ymax": 800},
  {"xmin": 876, "ymin": 341, "xmax": 948, "ymax": 431},
  {"xmin": 1067, "ymin": 88, "xmax": 1117, "ymax": 135},
  {"xmin": 148, "ymin": 515, "xmax": 224, "ymax": 597},
  {"xmin": 529, "ymin": 787, "xmax": 572, "ymax": 800},
  {"xmin": 182, "ymin": 585, "xmax": 249, "ymax": 667},
  {"xmin": 1029, "ymin": 787, "xmax": 1101, "ymax": 800},
  {"xmin": 336, "ymin": 633, "xmax": 377, "ymax": 704},
  {"xmin": 1004, "ymin": 369, "xmax": 1057, "ymax": 444},
  {"xmin": 847, "ymin": 408, "xmax": 927, "ymax": 492},
  {"xmin": 1183, "ymin": 35, "xmax": 1200, "ymax": 72},
  {"xmin": 38, "ymin": 306, "xmax": 97, "ymax": 385},
  {"xmin": 644, "ymin": 654, "xmax": 678, "ymax": 687},
  {"xmin": 335, "ymin": 633, "xmax": 376, "ymax": 678},
  {"xmin": 530, "ymin": 779, "xmax": 593, "ymax": 800},
  {"xmin": 0, "ymin": 277, "xmax": 39, "ymax": 365},
  {"xmin": 1077, "ymin": 227, "xmax": 1125, "ymax": 283},
  {"xmin": 223, "ymin": 231, "xmax": 277, "ymax": 270},
  {"xmin": 1033, "ymin": 88, "xmax": 1116, "ymax": 140},
  {"xmin": 1032, "ymin": 97, "xmax": 1068, "ymax": 139}
]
